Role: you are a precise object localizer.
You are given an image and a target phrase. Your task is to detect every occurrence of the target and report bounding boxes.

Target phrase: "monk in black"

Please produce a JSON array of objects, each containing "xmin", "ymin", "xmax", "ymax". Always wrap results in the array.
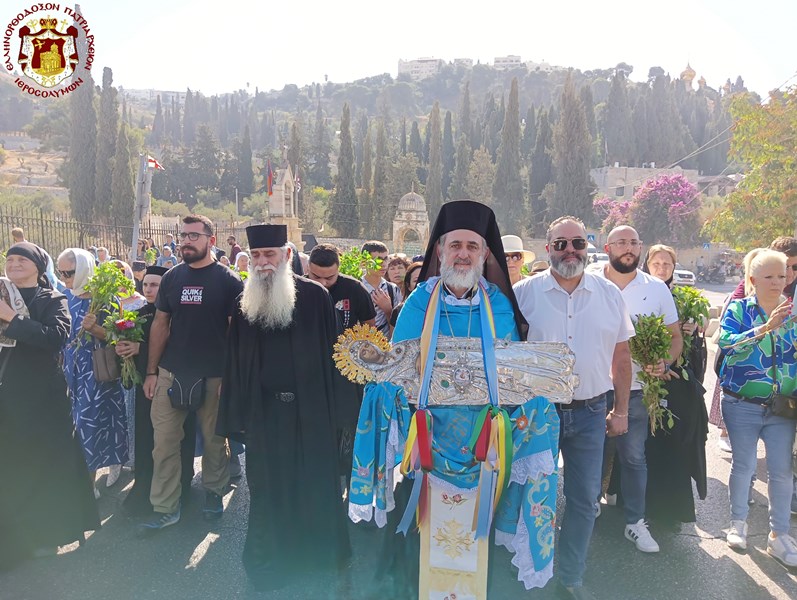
[{"xmin": 218, "ymin": 225, "xmax": 351, "ymax": 591}]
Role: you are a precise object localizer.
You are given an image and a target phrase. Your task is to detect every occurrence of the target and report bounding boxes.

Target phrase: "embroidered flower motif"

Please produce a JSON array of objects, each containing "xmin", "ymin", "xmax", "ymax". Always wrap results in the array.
[
  {"xmin": 515, "ymin": 415, "xmax": 529, "ymax": 431},
  {"xmin": 460, "ymin": 445, "xmax": 470, "ymax": 455},
  {"xmin": 357, "ymin": 466, "xmax": 369, "ymax": 477},
  {"xmin": 441, "ymin": 493, "xmax": 468, "ymax": 509},
  {"xmin": 530, "ymin": 502, "xmax": 542, "ymax": 517}
]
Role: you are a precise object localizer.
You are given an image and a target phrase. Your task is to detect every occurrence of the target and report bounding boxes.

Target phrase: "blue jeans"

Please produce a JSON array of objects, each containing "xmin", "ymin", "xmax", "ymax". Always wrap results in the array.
[
  {"xmin": 604, "ymin": 389, "xmax": 647, "ymax": 524},
  {"xmin": 721, "ymin": 392, "xmax": 796, "ymax": 535},
  {"xmin": 557, "ymin": 393, "xmax": 607, "ymax": 588}
]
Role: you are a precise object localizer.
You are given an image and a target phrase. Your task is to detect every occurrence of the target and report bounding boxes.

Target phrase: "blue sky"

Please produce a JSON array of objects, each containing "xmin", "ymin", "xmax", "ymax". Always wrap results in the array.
[{"xmin": 29, "ymin": 0, "xmax": 796, "ymax": 96}]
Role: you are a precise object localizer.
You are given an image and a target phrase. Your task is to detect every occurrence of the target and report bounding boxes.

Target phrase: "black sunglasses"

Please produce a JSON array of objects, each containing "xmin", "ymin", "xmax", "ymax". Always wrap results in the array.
[
  {"xmin": 551, "ymin": 238, "xmax": 588, "ymax": 252},
  {"xmin": 58, "ymin": 269, "xmax": 76, "ymax": 278}
]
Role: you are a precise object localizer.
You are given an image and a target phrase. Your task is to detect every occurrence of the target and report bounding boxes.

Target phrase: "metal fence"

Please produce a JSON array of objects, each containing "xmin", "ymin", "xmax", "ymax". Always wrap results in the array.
[{"xmin": 0, "ymin": 207, "xmax": 256, "ymax": 260}]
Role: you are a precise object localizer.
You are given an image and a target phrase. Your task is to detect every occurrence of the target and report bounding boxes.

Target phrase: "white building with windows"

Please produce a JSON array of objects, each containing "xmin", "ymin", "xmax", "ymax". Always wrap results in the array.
[
  {"xmin": 398, "ymin": 58, "xmax": 444, "ymax": 81},
  {"xmin": 494, "ymin": 55, "xmax": 523, "ymax": 70}
]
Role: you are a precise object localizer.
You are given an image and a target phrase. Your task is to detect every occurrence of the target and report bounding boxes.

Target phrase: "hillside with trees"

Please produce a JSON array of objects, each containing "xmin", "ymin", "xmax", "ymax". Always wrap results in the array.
[{"xmin": 2, "ymin": 59, "xmax": 755, "ymax": 244}]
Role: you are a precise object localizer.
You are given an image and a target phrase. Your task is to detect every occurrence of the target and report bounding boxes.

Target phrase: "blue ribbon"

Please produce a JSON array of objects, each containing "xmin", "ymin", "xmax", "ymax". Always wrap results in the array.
[
  {"xmin": 396, "ymin": 472, "xmax": 425, "ymax": 535},
  {"xmin": 478, "ymin": 283, "xmax": 499, "ymax": 408}
]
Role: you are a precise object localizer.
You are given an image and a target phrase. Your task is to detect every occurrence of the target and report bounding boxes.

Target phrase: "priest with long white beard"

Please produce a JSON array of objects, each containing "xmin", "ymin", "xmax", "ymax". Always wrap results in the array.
[{"xmin": 217, "ymin": 224, "xmax": 352, "ymax": 592}]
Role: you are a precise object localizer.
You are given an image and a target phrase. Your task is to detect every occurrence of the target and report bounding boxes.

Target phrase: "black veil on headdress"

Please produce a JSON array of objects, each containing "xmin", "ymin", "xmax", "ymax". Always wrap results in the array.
[
  {"xmin": 6, "ymin": 242, "xmax": 51, "ymax": 288},
  {"xmin": 418, "ymin": 200, "xmax": 528, "ymax": 339}
]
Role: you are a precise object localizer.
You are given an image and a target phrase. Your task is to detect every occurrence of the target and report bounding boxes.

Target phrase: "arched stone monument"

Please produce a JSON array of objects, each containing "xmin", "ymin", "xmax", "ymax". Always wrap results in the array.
[{"xmin": 392, "ymin": 190, "xmax": 429, "ymax": 256}]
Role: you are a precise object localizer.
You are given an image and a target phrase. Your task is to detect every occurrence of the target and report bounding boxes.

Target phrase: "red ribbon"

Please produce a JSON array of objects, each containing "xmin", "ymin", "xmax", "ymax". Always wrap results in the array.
[
  {"xmin": 416, "ymin": 410, "xmax": 433, "ymax": 472},
  {"xmin": 474, "ymin": 414, "xmax": 492, "ymax": 462}
]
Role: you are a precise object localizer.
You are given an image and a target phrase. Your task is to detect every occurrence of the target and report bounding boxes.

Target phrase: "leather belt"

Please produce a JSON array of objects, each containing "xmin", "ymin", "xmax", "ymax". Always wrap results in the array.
[
  {"xmin": 559, "ymin": 399, "xmax": 588, "ymax": 410},
  {"xmin": 722, "ymin": 388, "xmax": 769, "ymax": 406}
]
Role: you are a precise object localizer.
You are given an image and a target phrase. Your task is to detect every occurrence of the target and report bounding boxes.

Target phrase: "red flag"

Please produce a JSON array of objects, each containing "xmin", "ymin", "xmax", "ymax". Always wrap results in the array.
[
  {"xmin": 267, "ymin": 159, "xmax": 274, "ymax": 197},
  {"xmin": 147, "ymin": 155, "xmax": 165, "ymax": 171}
]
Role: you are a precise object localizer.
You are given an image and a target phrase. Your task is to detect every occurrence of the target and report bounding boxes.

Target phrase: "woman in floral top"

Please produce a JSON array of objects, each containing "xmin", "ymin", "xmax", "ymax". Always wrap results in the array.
[{"xmin": 718, "ymin": 249, "xmax": 797, "ymax": 567}]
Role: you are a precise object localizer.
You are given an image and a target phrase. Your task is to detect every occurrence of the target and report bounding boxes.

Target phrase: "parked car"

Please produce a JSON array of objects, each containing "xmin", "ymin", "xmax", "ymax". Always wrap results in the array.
[
  {"xmin": 586, "ymin": 252, "xmax": 609, "ymax": 273},
  {"xmin": 672, "ymin": 263, "xmax": 696, "ymax": 286}
]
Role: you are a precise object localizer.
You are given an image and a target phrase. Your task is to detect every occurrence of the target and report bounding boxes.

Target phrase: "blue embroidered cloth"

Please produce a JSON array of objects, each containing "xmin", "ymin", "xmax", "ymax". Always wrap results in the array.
[{"xmin": 348, "ymin": 278, "xmax": 560, "ymax": 589}]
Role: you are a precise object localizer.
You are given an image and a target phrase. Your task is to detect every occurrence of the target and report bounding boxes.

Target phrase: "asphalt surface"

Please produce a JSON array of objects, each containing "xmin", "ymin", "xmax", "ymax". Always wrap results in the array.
[{"xmin": 2, "ymin": 282, "xmax": 796, "ymax": 599}]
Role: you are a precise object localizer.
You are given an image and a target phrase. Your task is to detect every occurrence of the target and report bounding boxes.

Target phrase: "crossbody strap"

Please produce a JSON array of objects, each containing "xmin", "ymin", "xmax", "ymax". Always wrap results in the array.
[{"xmin": 752, "ymin": 304, "xmax": 780, "ymax": 395}]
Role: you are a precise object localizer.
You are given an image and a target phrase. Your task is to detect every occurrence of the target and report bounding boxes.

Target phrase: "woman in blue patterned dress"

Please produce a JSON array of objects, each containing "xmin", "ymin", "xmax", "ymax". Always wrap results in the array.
[{"xmin": 57, "ymin": 248, "xmax": 128, "ymax": 494}]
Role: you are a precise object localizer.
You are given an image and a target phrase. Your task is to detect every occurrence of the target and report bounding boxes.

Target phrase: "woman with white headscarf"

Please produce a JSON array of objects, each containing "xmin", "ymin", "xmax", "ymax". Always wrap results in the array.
[{"xmin": 57, "ymin": 249, "xmax": 128, "ymax": 496}]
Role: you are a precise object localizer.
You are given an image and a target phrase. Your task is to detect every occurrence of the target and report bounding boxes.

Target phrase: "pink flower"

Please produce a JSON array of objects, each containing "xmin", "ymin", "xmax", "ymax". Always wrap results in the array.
[
  {"xmin": 357, "ymin": 466, "xmax": 369, "ymax": 477},
  {"xmin": 530, "ymin": 503, "xmax": 542, "ymax": 517},
  {"xmin": 442, "ymin": 493, "xmax": 449, "ymax": 501}
]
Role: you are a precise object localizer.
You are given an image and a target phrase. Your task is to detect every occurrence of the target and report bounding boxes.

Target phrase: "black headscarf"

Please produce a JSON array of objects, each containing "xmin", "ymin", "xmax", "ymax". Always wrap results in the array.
[
  {"xmin": 145, "ymin": 266, "xmax": 169, "ymax": 277},
  {"xmin": 417, "ymin": 200, "xmax": 528, "ymax": 339},
  {"xmin": 6, "ymin": 242, "xmax": 51, "ymax": 288}
]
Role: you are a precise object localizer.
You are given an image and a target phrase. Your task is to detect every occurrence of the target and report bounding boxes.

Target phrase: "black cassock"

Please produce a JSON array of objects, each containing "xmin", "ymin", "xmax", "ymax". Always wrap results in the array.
[
  {"xmin": 218, "ymin": 275, "xmax": 352, "ymax": 590},
  {"xmin": 0, "ymin": 286, "xmax": 99, "ymax": 569}
]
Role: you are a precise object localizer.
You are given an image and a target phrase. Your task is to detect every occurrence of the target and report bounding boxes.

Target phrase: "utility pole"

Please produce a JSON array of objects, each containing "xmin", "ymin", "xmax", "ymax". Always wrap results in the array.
[{"xmin": 130, "ymin": 154, "xmax": 153, "ymax": 262}]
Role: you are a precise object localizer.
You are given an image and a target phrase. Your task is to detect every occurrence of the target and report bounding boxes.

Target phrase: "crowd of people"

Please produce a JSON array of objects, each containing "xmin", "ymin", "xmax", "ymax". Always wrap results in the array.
[{"xmin": 1, "ymin": 210, "xmax": 796, "ymax": 598}]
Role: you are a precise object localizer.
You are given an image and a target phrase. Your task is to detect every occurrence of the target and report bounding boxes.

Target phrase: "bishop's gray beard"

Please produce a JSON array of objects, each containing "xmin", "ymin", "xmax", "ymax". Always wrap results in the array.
[
  {"xmin": 440, "ymin": 256, "xmax": 484, "ymax": 291},
  {"xmin": 240, "ymin": 259, "xmax": 296, "ymax": 330},
  {"xmin": 550, "ymin": 253, "xmax": 587, "ymax": 279}
]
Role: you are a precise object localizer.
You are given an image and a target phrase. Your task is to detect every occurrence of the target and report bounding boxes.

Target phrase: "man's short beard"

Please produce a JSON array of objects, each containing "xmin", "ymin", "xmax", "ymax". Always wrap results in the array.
[
  {"xmin": 181, "ymin": 245, "xmax": 208, "ymax": 264},
  {"xmin": 609, "ymin": 253, "xmax": 640, "ymax": 274},
  {"xmin": 240, "ymin": 258, "xmax": 296, "ymax": 329},
  {"xmin": 550, "ymin": 253, "xmax": 587, "ymax": 279},
  {"xmin": 440, "ymin": 254, "xmax": 484, "ymax": 291}
]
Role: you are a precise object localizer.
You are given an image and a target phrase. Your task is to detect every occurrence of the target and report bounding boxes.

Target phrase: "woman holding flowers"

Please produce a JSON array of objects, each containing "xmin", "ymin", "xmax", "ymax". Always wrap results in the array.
[
  {"xmin": 57, "ymin": 248, "xmax": 128, "ymax": 495},
  {"xmin": 719, "ymin": 249, "xmax": 797, "ymax": 567},
  {"xmin": 640, "ymin": 244, "xmax": 709, "ymax": 527},
  {"xmin": 0, "ymin": 243, "xmax": 99, "ymax": 568}
]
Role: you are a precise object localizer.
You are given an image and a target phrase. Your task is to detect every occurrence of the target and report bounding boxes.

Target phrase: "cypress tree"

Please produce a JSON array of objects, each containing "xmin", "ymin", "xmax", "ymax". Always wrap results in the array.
[
  {"xmin": 309, "ymin": 100, "xmax": 332, "ymax": 188},
  {"xmin": 521, "ymin": 104, "xmax": 536, "ymax": 161},
  {"xmin": 354, "ymin": 110, "xmax": 368, "ymax": 187},
  {"xmin": 408, "ymin": 121, "xmax": 423, "ymax": 161},
  {"xmin": 400, "ymin": 117, "xmax": 407, "ymax": 156},
  {"xmin": 151, "ymin": 94, "xmax": 164, "ymax": 146},
  {"xmin": 632, "ymin": 95, "xmax": 649, "ymax": 166},
  {"xmin": 182, "ymin": 89, "xmax": 195, "ymax": 145},
  {"xmin": 442, "ymin": 111, "xmax": 455, "ymax": 200},
  {"xmin": 459, "ymin": 81, "xmax": 472, "ymax": 145},
  {"xmin": 529, "ymin": 109, "xmax": 553, "ymax": 236},
  {"xmin": 492, "ymin": 78, "xmax": 525, "ymax": 231},
  {"xmin": 551, "ymin": 74, "xmax": 595, "ymax": 224},
  {"xmin": 372, "ymin": 122, "xmax": 389, "ymax": 238},
  {"xmin": 426, "ymin": 102, "xmax": 443, "ymax": 221},
  {"xmin": 68, "ymin": 73, "xmax": 97, "ymax": 222},
  {"xmin": 449, "ymin": 134, "xmax": 471, "ymax": 200},
  {"xmin": 604, "ymin": 73, "xmax": 634, "ymax": 166},
  {"xmin": 110, "ymin": 123, "xmax": 134, "ymax": 225},
  {"xmin": 329, "ymin": 103, "xmax": 358, "ymax": 237},
  {"xmin": 95, "ymin": 67, "xmax": 118, "ymax": 223},
  {"xmin": 238, "ymin": 126, "xmax": 254, "ymax": 198},
  {"xmin": 466, "ymin": 147, "xmax": 496, "ymax": 205},
  {"xmin": 360, "ymin": 125, "xmax": 374, "ymax": 236}
]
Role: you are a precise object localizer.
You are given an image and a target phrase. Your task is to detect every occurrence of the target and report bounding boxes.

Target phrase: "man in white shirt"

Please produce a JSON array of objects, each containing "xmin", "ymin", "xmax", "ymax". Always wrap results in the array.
[
  {"xmin": 514, "ymin": 216, "xmax": 633, "ymax": 600},
  {"xmin": 598, "ymin": 225, "xmax": 683, "ymax": 555},
  {"xmin": 360, "ymin": 241, "xmax": 401, "ymax": 336}
]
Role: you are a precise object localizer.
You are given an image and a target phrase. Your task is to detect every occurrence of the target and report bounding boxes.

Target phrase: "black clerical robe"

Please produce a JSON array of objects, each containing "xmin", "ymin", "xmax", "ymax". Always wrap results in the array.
[{"xmin": 218, "ymin": 275, "xmax": 351, "ymax": 589}]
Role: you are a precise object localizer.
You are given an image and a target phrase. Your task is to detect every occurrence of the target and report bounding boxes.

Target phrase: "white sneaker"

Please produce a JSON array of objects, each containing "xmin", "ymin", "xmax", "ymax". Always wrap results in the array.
[
  {"xmin": 624, "ymin": 519, "xmax": 660, "ymax": 553},
  {"xmin": 717, "ymin": 436, "xmax": 732, "ymax": 453},
  {"xmin": 726, "ymin": 520, "xmax": 747, "ymax": 550},
  {"xmin": 604, "ymin": 493, "xmax": 617, "ymax": 506},
  {"xmin": 767, "ymin": 532, "xmax": 797, "ymax": 567},
  {"xmin": 106, "ymin": 464, "xmax": 122, "ymax": 487}
]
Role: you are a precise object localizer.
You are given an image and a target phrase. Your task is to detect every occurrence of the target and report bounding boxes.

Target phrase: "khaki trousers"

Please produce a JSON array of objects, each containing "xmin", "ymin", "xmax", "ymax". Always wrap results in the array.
[{"xmin": 150, "ymin": 367, "xmax": 230, "ymax": 513}]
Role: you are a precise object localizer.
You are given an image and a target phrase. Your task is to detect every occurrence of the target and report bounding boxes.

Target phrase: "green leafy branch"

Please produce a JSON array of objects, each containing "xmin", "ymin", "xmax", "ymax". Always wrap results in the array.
[
  {"xmin": 629, "ymin": 313, "xmax": 675, "ymax": 434},
  {"xmin": 671, "ymin": 285, "xmax": 710, "ymax": 367},
  {"xmin": 338, "ymin": 247, "xmax": 381, "ymax": 279}
]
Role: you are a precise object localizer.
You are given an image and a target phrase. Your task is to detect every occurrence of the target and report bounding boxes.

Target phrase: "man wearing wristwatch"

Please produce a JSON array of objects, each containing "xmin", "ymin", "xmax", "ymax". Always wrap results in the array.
[
  {"xmin": 598, "ymin": 225, "xmax": 683, "ymax": 555},
  {"xmin": 514, "ymin": 216, "xmax": 634, "ymax": 600}
]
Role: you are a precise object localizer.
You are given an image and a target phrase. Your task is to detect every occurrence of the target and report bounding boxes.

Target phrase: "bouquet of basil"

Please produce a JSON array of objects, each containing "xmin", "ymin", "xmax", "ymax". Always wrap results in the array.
[
  {"xmin": 338, "ymin": 247, "xmax": 381, "ymax": 279},
  {"xmin": 671, "ymin": 285, "xmax": 709, "ymax": 368},
  {"xmin": 629, "ymin": 313, "xmax": 675, "ymax": 434}
]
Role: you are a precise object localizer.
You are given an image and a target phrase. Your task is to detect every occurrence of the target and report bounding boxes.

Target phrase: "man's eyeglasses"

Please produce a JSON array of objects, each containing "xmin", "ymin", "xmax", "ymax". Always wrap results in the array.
[
  {"xmin": 551, "ymin": 238, "xmax": 587, "ymax": 252},
  {"xmin": 505, "ymin": 253, "xmax": 523, "ymax": 262},
  {"xmin": 58, "ymin": 269, "xmax": 76, "ymax": 279},
  {"xmin": 178, "ymin": 232, "xmax": 211, "ymax": 241},
  {"xmin": 790, "ymin": 264, "xmax": 797, "ymax": 272},
  {"xmin": 607, "ymin": 239, "xmax": 642, "ymax": 249}
]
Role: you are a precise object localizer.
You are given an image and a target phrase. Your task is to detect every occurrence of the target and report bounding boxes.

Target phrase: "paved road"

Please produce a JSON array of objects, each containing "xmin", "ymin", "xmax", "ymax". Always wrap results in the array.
[{"xmin": 3, "ymin": 281, "xmax": 796, "ymax": 599}]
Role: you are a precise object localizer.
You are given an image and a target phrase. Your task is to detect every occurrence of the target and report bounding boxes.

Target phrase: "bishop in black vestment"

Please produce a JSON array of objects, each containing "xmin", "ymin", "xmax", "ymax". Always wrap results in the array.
[{"xmin": 217, "ymin": 225, "xmax": 351, "ymax": 591}]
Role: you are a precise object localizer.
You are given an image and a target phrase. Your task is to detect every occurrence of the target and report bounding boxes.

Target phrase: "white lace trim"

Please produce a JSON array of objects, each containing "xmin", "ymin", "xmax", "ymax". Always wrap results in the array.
[
  {"xmin": 495, "ymin": 512, "xmax": 554, "ymax": 589},
  {"xmin": 385, "ymin": 419, "xmax": 399, "ymax": 514},
  {"xmin": 427, "ymin": 473, "xmax": 474, "ymax": 494},
  {"xmin": 348, "ymin": 502, "xmax": 373, "ymax": 524},
  {"xmin": 510, "ymin": 451, "xmax": 555, "ymax": 486}
]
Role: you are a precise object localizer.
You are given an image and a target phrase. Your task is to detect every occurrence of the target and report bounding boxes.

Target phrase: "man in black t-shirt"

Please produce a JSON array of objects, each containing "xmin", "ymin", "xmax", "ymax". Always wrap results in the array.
[
  {"xmin": 307, "ymin": 243, "xmax": 376, "ymax": 331},
  {"xmin": 306, "ymin": 243, "xmax": 376, "ymax": 489},
  {"xmin": 139, "ymin": 214, "xmax": 243, "ymax": 534}
]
